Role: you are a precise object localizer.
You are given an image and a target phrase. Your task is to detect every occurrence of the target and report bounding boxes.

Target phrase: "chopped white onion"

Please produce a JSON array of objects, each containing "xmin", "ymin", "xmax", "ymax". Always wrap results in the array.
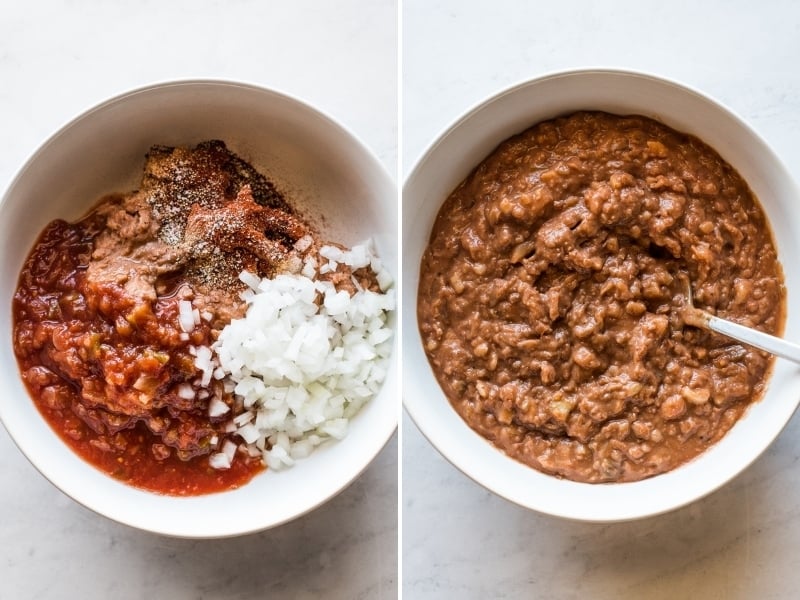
[
  {"xmin": 209, "ymin": 452, "xmax": 231, "ymax": 469},
  {"xmin": 178, "ymin": 300, "xmax": 195, "ymax": 332},
  {"xmin": 177, "ymin": 383, "xmax": 195, "ymax": 400},
  {"xmin": 222, "ymin": 440, "xmax": 237, "ymax": 462},
  {"xmin": 294, "ymin": 235, "xmax": 314, "ymax": 253},
  {"xmin": 209, "ymin": 242, "xmax": 393, "ymax": 470},
  {"xmin": 208, "ymin": 396, "xmax": 230, "ymax": 417}
]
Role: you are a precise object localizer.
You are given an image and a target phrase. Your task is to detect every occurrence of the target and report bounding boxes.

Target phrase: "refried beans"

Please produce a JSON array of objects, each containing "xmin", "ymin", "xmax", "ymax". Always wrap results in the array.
[{"xmin": 417, "ymin": 111, "xmax": 785, "ymax": 483}]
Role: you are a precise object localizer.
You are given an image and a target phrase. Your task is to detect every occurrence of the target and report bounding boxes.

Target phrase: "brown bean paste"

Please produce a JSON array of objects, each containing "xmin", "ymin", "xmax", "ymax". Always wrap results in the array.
[{"xmin": 417, "ymin": 112, "xmax": 785, "ymax": 483}]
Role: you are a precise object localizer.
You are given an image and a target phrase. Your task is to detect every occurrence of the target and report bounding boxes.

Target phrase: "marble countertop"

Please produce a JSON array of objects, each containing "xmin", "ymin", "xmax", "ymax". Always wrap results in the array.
[
  {"xmin": 0, "ymin": 2, "xmax": 397, "ymax": 599},
  {"xmin": 402, "ymin": 1, "xmax": 800, "ymax": 598}
]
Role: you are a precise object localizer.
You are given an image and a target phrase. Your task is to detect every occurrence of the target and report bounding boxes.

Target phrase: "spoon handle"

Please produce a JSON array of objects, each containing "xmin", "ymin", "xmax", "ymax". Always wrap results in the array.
[{"xmin": 706, "ymin": 314, "xmax": 800, "ymax": 365}]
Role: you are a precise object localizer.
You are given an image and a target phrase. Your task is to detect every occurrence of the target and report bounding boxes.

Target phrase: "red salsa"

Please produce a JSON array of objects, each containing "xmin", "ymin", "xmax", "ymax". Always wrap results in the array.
[{"xmin": 13, "ymin": 217, "xmax": 263, "ymax": 495}]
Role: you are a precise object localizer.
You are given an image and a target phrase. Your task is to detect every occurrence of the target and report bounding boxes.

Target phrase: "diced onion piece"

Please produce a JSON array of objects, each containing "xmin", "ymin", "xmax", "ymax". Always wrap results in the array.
[
  {"xmin": 177, "ymin": 383, "xmax": 195, "ymax": 400},
  {"xmin": 377, "ymin": 268, "xmax": 393, "ymax": 292},
  {"xmin": 178, "ymin": 300, "xmax": 195, "ymax": 332},
  {"xmin": 233, "ymin": 411, "xmax": 253, "ymax": 426},
  {"xmin": 208, "ymin": 396, "xmax": 230, "ymax": 417},
  {"xmin": 320, "ymin": 245, "xmax": 344, "ymax": 262},
  {"xmin": 209, "ymin": 452, "xmax": 231, "ymax": 470},
  {"xmin": 238, "ymin": 270, "xmax": 261, "ymax": 291},
  {"xmin": 294, "ymin": 235, "xmax": 313, "ymax": 252},
  {"xmin": 238, "ymin": 423, "xmax": 260, "ymax": 444},
  {"xmin": 222, "ymin": 440, "xmax": 237, "ymax": 462}
]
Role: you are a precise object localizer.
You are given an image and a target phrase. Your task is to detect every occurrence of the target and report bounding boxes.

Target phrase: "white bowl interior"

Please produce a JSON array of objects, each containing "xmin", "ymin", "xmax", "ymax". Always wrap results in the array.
[
  {"xmin": 0, "ymin": 81, "xmax": 397, "ymax": 537},
  {"xmin": 403, "ymin": 69, "xmax": 800, "ymax": 521}
]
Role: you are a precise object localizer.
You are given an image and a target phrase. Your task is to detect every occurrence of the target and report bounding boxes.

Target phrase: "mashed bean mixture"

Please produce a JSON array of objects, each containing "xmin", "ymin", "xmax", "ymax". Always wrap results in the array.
[{"xmin": 418, "ymin": 112, "xmax": 785, "ymax": 483}]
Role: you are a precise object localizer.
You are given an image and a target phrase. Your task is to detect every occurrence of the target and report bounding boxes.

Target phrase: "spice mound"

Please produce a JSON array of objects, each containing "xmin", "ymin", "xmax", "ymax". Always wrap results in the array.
[
  {"xmin": 13, "ymin": 141, "xmax": 394, "ymax": 495},
  {"xmin": 417, "ymin": 111, "xmax": 784, "ymax": 483}
]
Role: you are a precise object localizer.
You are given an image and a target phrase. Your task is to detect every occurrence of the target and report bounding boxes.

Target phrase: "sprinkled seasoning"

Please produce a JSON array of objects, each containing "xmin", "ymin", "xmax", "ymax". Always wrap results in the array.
[{"xmin": 141, "ymin": 140, "xmax": 309, "ymax": 289}]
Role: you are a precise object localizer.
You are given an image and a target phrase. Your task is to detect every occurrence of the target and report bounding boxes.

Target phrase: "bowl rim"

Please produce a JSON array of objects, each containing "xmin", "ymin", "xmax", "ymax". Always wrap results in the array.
[
  {"xmin": 0, "ymin": 78, "xmax": 398, "ymax": 537},
  {"xmin": 402, "ymin": 66, "xmax": 800, "ymax": 522}
]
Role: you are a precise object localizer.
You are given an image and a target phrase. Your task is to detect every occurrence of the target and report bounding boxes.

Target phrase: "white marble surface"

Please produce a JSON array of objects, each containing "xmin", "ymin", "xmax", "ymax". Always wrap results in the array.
[
  {"xmin": 0, "ymin": 2, "xmax": 397, "ymax": 599},
  {"xmin": 403, "ymin": 1, "xmax": 800, "ymax": 598}
]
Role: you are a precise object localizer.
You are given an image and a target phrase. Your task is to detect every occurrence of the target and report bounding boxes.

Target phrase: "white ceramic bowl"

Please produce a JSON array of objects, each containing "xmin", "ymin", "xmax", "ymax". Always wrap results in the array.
[
  {"xmin": 0, "ymin": 80, "xmax": 397, "ymax": 537},
  {"xmin": 403, "ymin": 68, "xmax": 800, "ymax": 522}
]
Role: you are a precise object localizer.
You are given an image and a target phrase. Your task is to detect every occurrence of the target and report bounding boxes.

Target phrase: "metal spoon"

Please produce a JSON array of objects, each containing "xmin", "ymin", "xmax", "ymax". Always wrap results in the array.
[{"xmin": 682, "ymin": 277, "xmax": 800, "ymax": 364}]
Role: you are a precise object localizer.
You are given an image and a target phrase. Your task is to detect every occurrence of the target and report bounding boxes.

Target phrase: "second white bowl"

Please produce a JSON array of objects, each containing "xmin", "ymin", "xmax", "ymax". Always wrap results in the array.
[{"xmin": 403, "ymin": 69, "xmax": 800, "ymax": 522}]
